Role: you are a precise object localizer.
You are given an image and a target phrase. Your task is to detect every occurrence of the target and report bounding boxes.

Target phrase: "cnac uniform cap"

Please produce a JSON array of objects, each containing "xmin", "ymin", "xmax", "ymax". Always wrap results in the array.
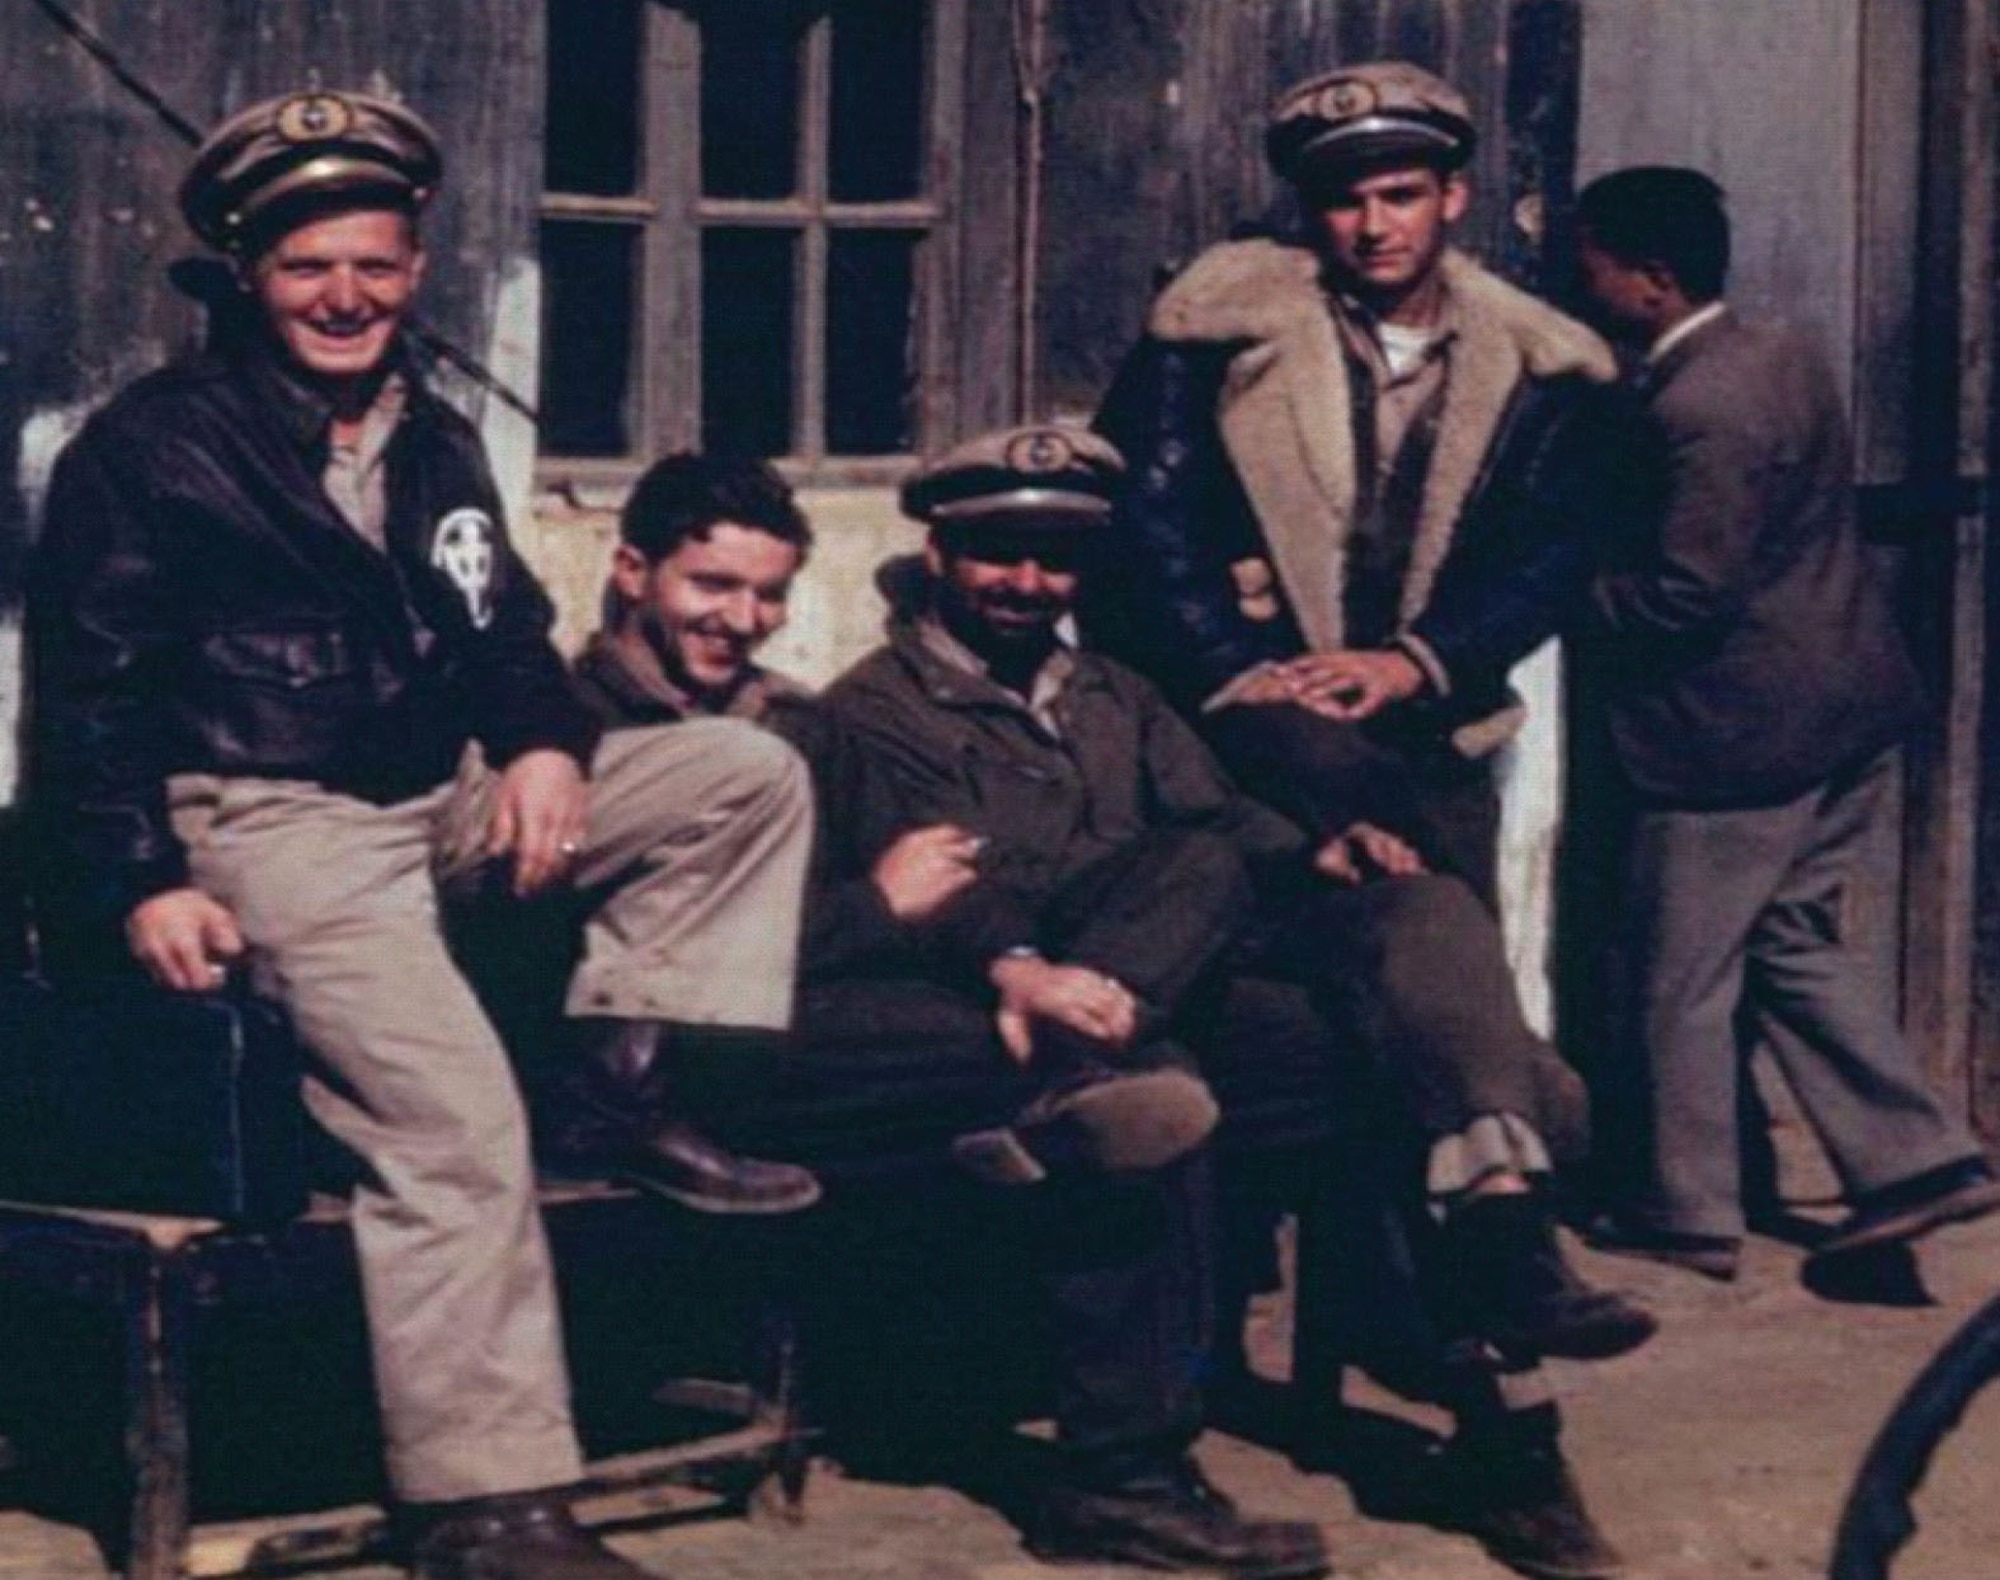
[
  {"xmin": 1265, "ymin": 61, "xmax": 1475, "ymax": 185},
  {"xmin": 179, "ymin": 89, "xmax": 442, "ymax": 252},
  {"xmin": 900, "ymin": 425, "xmax": 1127, "ymax": 531}
]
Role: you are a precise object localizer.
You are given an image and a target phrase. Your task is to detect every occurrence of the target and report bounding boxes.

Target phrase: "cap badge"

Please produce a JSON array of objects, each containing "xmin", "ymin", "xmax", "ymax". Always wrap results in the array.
[
  {"xmin": 1312, "ymin": 79, "xmax": 1379, "ymax": 121},
  {"xmin": 1005, "ymin": 429, "xmax": 1074, "ymax": 474},
  {"xmin": 275, "ymin": 93, "xmax": 355, "ymax": 144}
]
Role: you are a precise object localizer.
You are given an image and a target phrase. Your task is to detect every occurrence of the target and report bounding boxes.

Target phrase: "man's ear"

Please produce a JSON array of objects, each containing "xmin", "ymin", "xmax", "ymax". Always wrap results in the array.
[
  {"xmin": 609, "ymin": 542, "xmax": 653, "ymax": 604},
  {"xmin": 1638, "ymin": 259, "xmax": 1680, "ymax": 298},
  {"xmin": 1441, "ymin": 172, "xmax": 1471, "ymax": 225}
]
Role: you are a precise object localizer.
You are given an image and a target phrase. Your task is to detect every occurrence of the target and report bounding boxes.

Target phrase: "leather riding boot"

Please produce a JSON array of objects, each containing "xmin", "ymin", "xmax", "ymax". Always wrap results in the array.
[
  {"xmin": 545, "ymin": 1020, "xmax": 820, "ymax": 1214},
  {"xmin": 403, "ymin": 1488, "xmax": 663, "ymax": 1580}
]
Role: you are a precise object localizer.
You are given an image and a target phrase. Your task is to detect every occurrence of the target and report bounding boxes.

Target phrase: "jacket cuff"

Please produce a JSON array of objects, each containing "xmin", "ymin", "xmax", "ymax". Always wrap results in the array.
[
  {"xmin": 1393, "ymin": 632, "xmax": 1451, "ymax": 699},
  {"xmin": 486, "ymin": 708, "xmax": 604, "ymax": 778},
  {"xmin": 933, "ymin": 889, "xmax": 1041, "ymax": 977}
]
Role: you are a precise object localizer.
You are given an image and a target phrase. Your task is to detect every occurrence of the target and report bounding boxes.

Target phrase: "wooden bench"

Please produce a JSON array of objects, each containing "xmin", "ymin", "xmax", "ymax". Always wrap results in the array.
[{"xmin": 0, "ymin": 1180, "xmax": 808, "ymax": 1580}]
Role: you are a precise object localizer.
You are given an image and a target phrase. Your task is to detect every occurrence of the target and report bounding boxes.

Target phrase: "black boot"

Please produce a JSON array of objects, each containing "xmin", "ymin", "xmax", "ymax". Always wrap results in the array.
[
  {"xmin": 950, "ymin": 1060, "xmax": 1219, "ymax": 1185},
  {"xmin": 1439, "ymin": 1405, "xmax": 1624, "ymax": 1580},
  {"xmin": 1445, "ymin": 1192, "xmax": 1656, "ymax": 1362},
  {"xmin": 543, "ymin": 1022, "xmax": 821, "ymax": 1214},
  {"xmin": 403, "ymin": 1488, "xmax": 662, "ymax": 1579},
  {"xmin": 1029, "ymin": 1457, "xmax": 1330, "ymax": 1579}
]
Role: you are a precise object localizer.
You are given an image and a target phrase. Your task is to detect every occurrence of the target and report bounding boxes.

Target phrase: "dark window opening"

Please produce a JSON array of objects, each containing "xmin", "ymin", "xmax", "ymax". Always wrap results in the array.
[
  {"xmin": 538, "ymin": 220, "xmax": 639, "ymax": 457},
  {"xmin": 702, "ymin": 229, "xmax": 798, "ymax": 457},
  {"xmin": 827, "ymin": 230, "xmax": 918, "ymax": 454},
  {"xmin": 544, "ymin": 0, "xmax": 643, "ymax": 196}
]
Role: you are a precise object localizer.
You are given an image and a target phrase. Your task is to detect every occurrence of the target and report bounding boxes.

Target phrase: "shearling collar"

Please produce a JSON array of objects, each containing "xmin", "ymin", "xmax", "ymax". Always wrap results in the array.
[
  {"xmin": 1142, "ymin": 239, "xmax": 1612, "ymax": 656},
  {"xmin": 1149, "ymin": 240, "xmax": 1613, "ymax": 383}
]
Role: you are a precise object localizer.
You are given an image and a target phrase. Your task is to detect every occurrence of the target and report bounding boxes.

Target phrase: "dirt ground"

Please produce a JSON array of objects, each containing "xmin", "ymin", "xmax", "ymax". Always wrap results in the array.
[{"xmin": 4, "ymin": 1122, "xmax": 1999, "ymax": 1580}]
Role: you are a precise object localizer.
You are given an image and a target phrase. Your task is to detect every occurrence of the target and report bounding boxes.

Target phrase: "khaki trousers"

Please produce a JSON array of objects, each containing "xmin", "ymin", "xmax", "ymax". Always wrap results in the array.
[{"xmin": 170, "ymin": 720, "xmax": 811, "ymax": 1500}]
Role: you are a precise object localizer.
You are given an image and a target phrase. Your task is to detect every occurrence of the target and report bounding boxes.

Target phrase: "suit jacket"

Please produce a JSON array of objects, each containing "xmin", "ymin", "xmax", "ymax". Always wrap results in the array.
[{"xmin": 1583, "ymin": 309, "xmax": 1921, "ymax": 807}]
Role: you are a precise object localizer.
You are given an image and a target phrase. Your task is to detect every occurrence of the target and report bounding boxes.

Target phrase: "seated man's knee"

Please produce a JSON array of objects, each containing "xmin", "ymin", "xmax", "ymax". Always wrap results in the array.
[{"xmin": 1368, "ymin": 874, "xmax": 1499, "ymax": 984}]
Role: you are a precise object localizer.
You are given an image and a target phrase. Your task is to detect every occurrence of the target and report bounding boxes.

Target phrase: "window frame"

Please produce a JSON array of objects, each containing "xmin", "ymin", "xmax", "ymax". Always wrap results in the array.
[{"xmin": 536, "ymin": 0, "xmax": 971, "ymax": 493}]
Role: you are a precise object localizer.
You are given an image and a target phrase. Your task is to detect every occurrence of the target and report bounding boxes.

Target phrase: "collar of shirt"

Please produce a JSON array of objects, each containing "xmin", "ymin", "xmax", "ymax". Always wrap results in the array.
[
  {"xmin": 1327, "ymin": 281, "xmax": 1459, "ymax": 390},
  {"xmin": 1648, "ymin": 299, "xmax": 1729, "ymax": 365},
  {"xmin": 322, "ymin": 373, "xmax": 408, "ymax": 548},
  {"xmin": 915, "ymin": 613, "xmax": 1076, "ymax": 737},
  {"xmin": 581, "ymin": 625, "xmax": 779, "ymax": 724}
]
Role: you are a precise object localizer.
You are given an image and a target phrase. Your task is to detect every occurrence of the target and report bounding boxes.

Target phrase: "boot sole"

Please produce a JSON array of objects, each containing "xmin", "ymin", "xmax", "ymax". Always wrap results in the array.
[
  {"xmin": 1812, "ymin": 1178, "xmax": 2000, "ymax": 1259},
  {"xmin": 1025, "ymin": 1531, "xmax": 1330, "ymax": 1580},
  {"xmin": 951, "ymin": 1070, "xmax": 1219, "ymax": 1186},
  {"xmin": 1493, "ymin": 1303, "xmax": 1659, "ymax": 1363},
  {"xmin": 614, "ymin": 1168, "xmax": 823, "ymax": 1215}
]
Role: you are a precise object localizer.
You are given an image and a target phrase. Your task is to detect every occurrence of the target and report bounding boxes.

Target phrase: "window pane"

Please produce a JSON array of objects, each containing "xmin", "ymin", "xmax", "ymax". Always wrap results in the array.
[
  {"xmin": 701, "ymin": 3, "xmax": 806, "ymax": 199},
  {"xmin": 539, "ymin": 220, "xmax": 638, "ymax": 457},
  {"xmin": 703, "ymin": 229, "xmax": 796, "ymax": 456},
  {"xmin": 830, "ymin": 0, "xmax": 926, "ymax": 201},
  {"xmin": 826, "ymin": 229, "xmax": 918, "ymax": 455},
  {"xmin": 545, "ymin": 0, "xmax": 642, "ymax": 195}
]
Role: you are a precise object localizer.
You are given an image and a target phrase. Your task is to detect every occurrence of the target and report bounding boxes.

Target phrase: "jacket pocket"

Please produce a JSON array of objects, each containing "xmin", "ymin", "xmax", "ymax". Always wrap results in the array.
[{"xmin": 200, "ymin": 628, "xmax": 358, "ymax": 691}]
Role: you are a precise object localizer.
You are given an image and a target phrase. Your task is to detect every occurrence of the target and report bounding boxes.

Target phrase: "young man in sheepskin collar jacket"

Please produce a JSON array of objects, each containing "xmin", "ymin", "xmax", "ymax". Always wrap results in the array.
[{"xmin": 1093, "ymin": 59, "xmax": 1648, "ymax": 1580}]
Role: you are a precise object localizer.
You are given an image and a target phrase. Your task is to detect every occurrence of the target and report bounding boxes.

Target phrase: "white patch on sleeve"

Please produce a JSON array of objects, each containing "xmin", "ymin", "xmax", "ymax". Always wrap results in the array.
[{"xmin": 431, "ymin": 507, "xmax": 497, "ymax": 629}]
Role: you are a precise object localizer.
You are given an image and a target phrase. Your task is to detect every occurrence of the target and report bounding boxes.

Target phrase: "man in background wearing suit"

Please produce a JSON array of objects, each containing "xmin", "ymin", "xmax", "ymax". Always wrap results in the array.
[{"xmin": 1573, "ymin": 166, "xmax": 1999, "ymax": 1284}]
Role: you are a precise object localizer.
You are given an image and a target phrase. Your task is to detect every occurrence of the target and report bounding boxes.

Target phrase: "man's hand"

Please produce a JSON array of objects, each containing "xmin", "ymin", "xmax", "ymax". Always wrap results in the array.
[
  {"xmin": 487, "ymin": 748, "xmax": 590, "ymax": 897},
  {"xmin": 871, "ymin": 824, "xmax": 983, "ymax": 921},
  {"xmin": 1277, "ymin": 648, "xmax": 1426, "ymax": 721},
  {"xmin": 1314, "ymin": 821, "xmax": 1427, "ymax": 885},
  {"xmin": 987, "ymin": 953, "xmax": 1139, "ymax": 1064},
  {"xmin": 1225, "ymin": 665, "xmax": 1303, "ymax": 706},
  {"xmin": 127, "ymin": 888, "xmax": 246, "ymax": 992}
]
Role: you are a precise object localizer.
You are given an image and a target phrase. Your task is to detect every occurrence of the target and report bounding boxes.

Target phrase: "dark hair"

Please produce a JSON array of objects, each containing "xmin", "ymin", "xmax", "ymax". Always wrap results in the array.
[
  {"xmin": 1577, "ymin": 166, "xmax": 1730, "ymax": 301},
  {"xmin": 619, "ymin": 452, "xmax": 812, "ymax": 564}
]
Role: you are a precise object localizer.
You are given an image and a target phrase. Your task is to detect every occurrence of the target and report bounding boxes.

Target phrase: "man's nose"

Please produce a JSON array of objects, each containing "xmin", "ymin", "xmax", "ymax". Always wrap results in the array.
[
  {"xmin": 324, "ymin": 267, "xmax": 364, "ymax": 314},
  {"xmin": 1006, "ymin": 558, "xmax": 1051, "ymax": 593},
  {"xmin": 720, "ymin": 591, "xmax": 760, "ymax": 634}
]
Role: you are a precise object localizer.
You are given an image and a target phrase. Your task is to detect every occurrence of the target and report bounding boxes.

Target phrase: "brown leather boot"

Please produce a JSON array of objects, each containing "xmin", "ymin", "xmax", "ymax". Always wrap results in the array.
[
  {"xmin": 404, "ymin": 1488, "xmax": 663, "ymax": 1579},
  {"xmin": 541, "ymin": 1021, "xmax": 820, "ymax": 1214}
]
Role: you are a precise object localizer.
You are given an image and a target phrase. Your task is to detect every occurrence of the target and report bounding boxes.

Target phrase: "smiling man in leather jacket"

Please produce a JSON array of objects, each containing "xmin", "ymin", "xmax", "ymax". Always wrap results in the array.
[{"xmin": 26, "ymin": 90, "xmax": 815, "ymax": 1580}]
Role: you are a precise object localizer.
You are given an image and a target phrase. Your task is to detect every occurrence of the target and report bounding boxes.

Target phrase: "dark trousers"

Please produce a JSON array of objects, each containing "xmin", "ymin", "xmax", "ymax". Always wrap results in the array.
[
  {"xmin": 730, "ymin": 976, "xmax": 1211, "ymax": 1481},
  {"xmin": 1204, "ymin": 701, "xmax": 1501, "ymax": 904},
  {"xmin": 1205, "ymin": 704, "xmax": 1582, "ymax": 1158},
  {"xmin": 1017, "ymin": 824, "xmax": 1255, "ymax": 1022}
]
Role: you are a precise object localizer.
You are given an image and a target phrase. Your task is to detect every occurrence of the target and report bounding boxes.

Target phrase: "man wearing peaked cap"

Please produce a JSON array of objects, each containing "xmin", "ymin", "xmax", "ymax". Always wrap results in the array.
[
  {"xmin": 789, "ymin": 424, "xmax": 1328, "ymax": 1580},
  {"xmin": 178, "ymin": 89, "xmax": 444, "ymax": 255},
  {"xmin": 29, "ymin": 87, "xmax": 821, "ymax": 1580},
  {"xmin": 899, "ymin": 422, "xmax": 1126, "ymax": 523},
  {"xmin": 1094, "ymin": 56, "xmax": 1651, "ymax": 1580}
]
